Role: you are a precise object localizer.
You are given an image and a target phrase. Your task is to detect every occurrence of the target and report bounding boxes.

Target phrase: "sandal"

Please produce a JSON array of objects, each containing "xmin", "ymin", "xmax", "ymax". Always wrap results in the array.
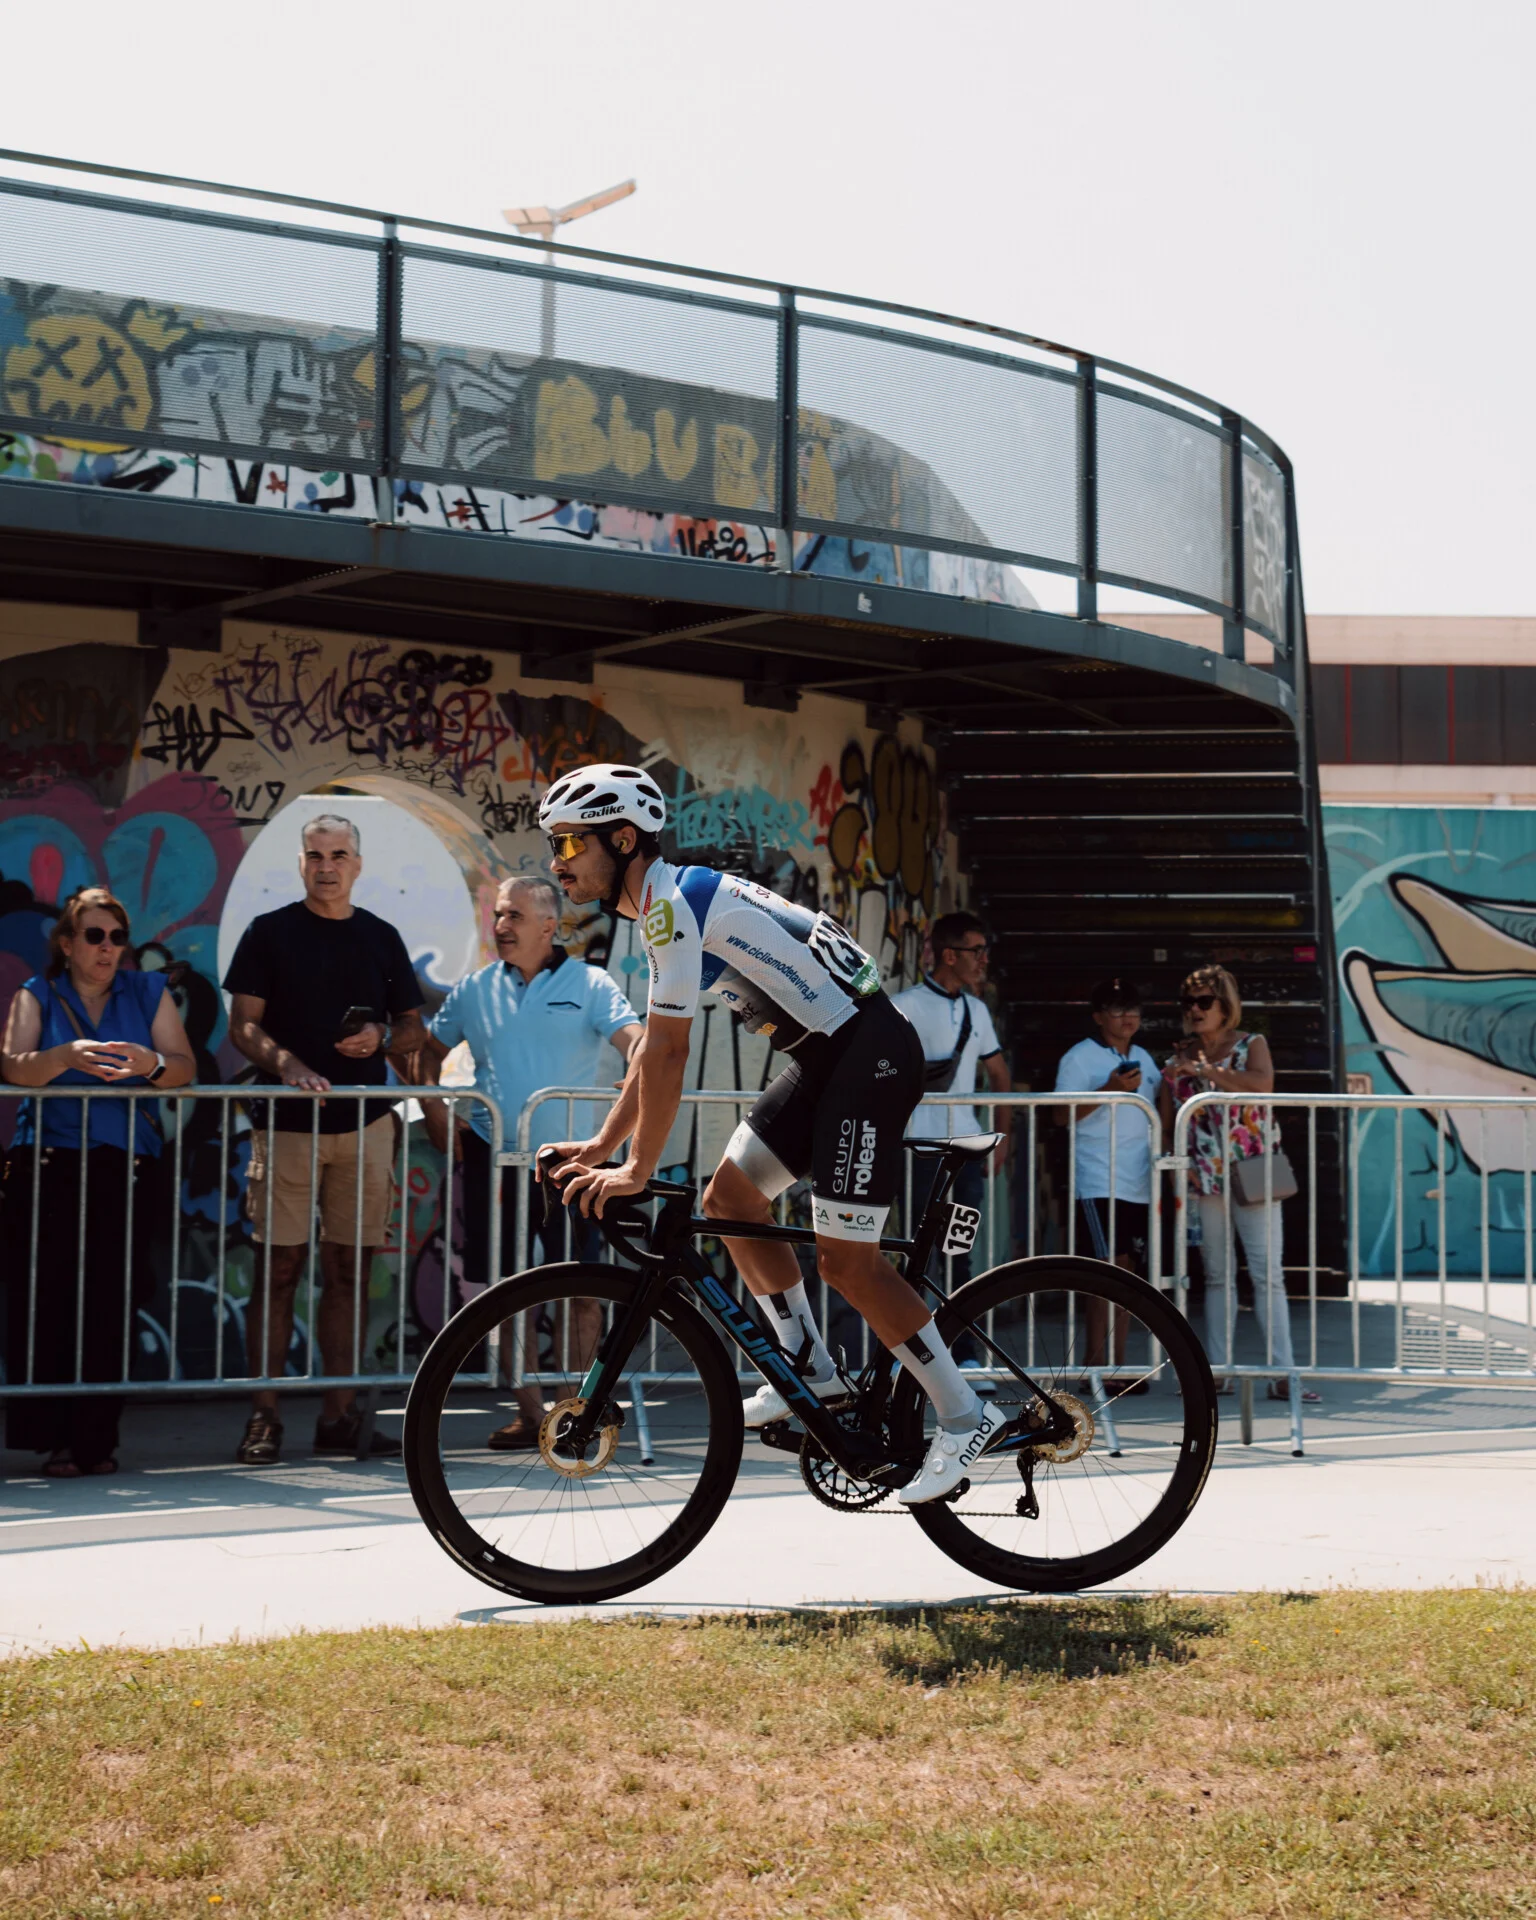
[
  {"xmin": 235, "ymin": 1411, "xmax": 283, "ymax": 1466},
  {"xmin": 486, "ymin": 1415, "xmax": 542, "ymax": 1451},
  {"xmin": 43, "ymin": 1452, "xmax": 82, "ymax": 1479},
  {"xmin": 1266, "ymin": 1380, "xmax": 1321, "ymax": 1404}
]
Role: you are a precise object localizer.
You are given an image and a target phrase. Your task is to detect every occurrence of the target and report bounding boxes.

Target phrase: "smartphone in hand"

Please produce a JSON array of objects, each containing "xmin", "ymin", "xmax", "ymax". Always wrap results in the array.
[{"xmin": 336, "ymin": 1005, "xmax": 376, "ymax": 1040}]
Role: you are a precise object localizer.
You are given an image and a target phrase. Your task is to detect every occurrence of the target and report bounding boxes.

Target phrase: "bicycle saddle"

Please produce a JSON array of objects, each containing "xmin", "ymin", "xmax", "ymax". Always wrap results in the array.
[{"xmin": 907, "ymin": 1132, "xmax": 1004, "ymax": 1162}]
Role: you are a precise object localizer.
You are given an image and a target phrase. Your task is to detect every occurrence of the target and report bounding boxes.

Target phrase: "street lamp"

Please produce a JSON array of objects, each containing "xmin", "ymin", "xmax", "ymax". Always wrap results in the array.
[{"xmin": 502, "ymin": 179, "xmax": 637, "ymax": 357}]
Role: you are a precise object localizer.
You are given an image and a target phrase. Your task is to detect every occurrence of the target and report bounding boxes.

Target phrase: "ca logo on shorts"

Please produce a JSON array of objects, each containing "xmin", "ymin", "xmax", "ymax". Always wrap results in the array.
[{"xmin": 643, "ymin": 900, "xmax": 676, "ymax": 946}]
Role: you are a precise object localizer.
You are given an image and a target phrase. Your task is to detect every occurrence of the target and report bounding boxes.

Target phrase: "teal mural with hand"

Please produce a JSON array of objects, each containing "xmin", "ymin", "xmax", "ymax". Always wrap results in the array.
[{"xmin": 1328, "ymin": 804, "xmax": 1536, "ymax": 1274}]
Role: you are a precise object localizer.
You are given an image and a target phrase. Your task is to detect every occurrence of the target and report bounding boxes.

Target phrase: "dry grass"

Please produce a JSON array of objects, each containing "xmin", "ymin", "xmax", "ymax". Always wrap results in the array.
[{"xmin": 0, "ymin": 1590, "xmax": 1532, "ymax": 1918}]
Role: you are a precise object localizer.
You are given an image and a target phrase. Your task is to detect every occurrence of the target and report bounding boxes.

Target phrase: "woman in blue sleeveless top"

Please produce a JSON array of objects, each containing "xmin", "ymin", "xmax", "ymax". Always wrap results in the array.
[{"xmin": 1, "ymin": 887, "xmax": 194, "ymax": 1475}]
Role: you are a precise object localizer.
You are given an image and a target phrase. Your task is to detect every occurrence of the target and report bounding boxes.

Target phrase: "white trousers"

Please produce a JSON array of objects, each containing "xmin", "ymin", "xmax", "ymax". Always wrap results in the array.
[{"xmin": 1194, "ymin": 1194, "xmax": 1294, "ymax": 1372}]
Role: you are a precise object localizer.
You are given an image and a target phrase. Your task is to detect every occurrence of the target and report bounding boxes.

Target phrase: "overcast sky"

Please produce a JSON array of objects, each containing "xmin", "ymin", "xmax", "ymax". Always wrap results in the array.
[{"xmin": 9, "ymin": 0, "xmax": 1530, "ymax": 615}]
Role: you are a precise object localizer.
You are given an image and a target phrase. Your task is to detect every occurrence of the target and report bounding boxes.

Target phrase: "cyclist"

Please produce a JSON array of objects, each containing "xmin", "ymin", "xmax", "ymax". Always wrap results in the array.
[{"xmin": 537, "ymin": 762, "xmax": 1010, "ymax": 1504}]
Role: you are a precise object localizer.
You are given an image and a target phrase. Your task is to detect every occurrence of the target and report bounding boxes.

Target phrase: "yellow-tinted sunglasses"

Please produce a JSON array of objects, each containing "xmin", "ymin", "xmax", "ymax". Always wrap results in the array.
[{"xmin": 546, "ymin": 831, "xmax": 588, "ymax": 860}]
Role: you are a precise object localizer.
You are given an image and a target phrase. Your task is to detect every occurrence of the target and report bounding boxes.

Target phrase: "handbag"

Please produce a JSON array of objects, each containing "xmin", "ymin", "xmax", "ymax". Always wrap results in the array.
[
  {"xmin": 923, "ymin": 994, "xmax": 974, "ymax": 1094},
  {"xmin": 1230, "ymin": 1148, "xmax": 1298, "ymax": 1206}
]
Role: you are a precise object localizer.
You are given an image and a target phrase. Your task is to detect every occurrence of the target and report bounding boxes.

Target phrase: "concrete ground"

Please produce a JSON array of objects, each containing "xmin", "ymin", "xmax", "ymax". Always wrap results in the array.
[{"xmin": 1, "ymin": 1377, "xmax": 1532, "ymax": 1654}]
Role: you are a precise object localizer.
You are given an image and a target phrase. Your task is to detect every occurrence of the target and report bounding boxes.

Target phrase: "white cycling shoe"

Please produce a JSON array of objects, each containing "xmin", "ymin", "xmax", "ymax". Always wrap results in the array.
[
  {"xmin": 898, "ymin": 1398, "xmax": 1012, "ymax": 1505},
  {"xmin": 742, "ymin": 1380, "xmax": 848, "ymax": 1428}
]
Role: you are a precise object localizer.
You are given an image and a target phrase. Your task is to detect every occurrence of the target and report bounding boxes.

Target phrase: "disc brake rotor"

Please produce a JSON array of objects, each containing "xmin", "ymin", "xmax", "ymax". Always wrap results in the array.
[
  {"xmin": 538, "ymin": 1397, "xmax": 620, "ymax": 1479},
  {"xmin": 1030, "ymin": 1390, "xmax": 1094, "ymax": 1464}
]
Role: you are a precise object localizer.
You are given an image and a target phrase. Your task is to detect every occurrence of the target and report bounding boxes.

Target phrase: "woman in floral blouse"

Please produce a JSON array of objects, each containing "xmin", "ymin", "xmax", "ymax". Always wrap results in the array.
[{"xmin": 1158, "ymin": 965, "xmax": 1314, "ymax": 1401}]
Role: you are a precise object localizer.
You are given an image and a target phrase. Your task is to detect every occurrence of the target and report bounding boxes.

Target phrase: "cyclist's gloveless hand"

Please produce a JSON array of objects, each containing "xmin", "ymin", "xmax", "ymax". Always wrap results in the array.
[
  {"xmin": 536, "ymin": 1139, "xmax": 606, "ymax": 1185},
  {"xmin": 553, "ymin": 1158, "xmax": 649, "ymax": 1218}
]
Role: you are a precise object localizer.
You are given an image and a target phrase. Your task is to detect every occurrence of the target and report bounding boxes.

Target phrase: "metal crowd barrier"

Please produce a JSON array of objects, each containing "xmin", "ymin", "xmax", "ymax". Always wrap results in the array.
[
  {"xmin": 0, "ymin": 1084, "xmax": 502, "ymax": 1412},
  {"xmin": 14, "ymin": 1081, "xmax": 1533, "ymax": 1467},
  {"xmin": 1170, "ymin": 1092, "xmax": 1536, "ymax": 1456}
]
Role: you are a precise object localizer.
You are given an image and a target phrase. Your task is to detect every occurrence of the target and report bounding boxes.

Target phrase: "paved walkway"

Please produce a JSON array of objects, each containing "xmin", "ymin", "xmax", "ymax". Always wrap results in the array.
[{"xmin": 1, "ymin": 1383, "xmax": 1532, "ymax": 1653}]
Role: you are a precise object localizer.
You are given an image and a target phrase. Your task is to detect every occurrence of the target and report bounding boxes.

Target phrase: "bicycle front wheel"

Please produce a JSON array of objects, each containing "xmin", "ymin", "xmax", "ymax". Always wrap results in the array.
[
  {"xmin": 893, "ymin": 1257, "xmax": 1217, "ymax": 1592},
  {"xmin": 405, "ymin": 1263, "xmax": 744, "ymax": 1605}
]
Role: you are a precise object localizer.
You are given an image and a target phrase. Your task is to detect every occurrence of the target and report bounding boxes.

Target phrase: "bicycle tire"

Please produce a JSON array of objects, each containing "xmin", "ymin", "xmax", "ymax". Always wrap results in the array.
[
  {"xmin": 405, "ymin": 1262, "xmax": 744, "ymax": 1605},
  {"xmin": 892, "ymin": 1256, "xmax": 1216, "ymax": 1592}
]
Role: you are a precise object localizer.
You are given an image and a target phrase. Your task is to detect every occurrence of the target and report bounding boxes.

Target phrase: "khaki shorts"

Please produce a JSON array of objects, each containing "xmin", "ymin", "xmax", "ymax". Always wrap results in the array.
[{"xmin": 246, "ymin": 1114, "xmax": 395, "ymax": 1247}]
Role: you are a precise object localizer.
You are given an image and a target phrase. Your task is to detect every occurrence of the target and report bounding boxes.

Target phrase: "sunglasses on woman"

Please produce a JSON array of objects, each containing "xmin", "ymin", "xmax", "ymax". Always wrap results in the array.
[
  {"xmin": 79, "ymin": 926, "xmax": 129, "ymax": 949},
  {"xmin": 546, "ymin": 831, "xmax": 588, "ymax": 860},
  {"xmin": 1181, "ymin": 992, "xmax": 1220, "ymax": 1013}
]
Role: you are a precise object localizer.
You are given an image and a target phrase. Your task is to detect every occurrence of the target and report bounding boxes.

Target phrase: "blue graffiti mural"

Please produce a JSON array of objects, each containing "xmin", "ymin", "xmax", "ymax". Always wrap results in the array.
[{"xmin": 1328, "ymin": 804, "xmax": 1536, "ymax": 1273}]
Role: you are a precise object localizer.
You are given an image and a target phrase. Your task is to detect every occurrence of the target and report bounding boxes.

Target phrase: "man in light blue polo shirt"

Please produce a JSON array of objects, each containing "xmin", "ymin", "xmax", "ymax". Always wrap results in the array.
[{"xmin": 421, "ymin": 874, "xmax": 641, "ymax": 1448}]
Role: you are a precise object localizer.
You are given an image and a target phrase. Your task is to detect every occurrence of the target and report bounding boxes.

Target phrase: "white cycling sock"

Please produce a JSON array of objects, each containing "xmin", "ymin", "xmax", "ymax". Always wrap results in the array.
[
  {"xmin": 893, "ymin": 1320, "xmax": 983, "ymax": 1430},
  {"xmin": 760, "ymin": 1280, "xmax": 839, "ymax": 1386}
]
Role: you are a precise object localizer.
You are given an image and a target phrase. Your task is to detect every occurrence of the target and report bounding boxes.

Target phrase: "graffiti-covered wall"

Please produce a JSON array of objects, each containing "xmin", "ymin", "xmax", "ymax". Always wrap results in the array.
[
  {"xmin": 1327, "ymin": 803, "xmax": 1536, "ymax": 1274},
  {"xmin": 0, "ymin": 274, "xmax": 1031, "ymax": 603},
  {"xmin": 0, "ymin": 604, "xmax": 957, "ymax": 1370}
]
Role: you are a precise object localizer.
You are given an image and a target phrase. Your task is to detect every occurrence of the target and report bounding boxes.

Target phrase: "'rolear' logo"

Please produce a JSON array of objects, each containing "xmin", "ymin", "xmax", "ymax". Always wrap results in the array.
[
  {"xmin": 852, "ymin": 1120, "xmax": 877, "ymax": 1194},
  {"xmin": 832, "ymin": 1117, "xmax": 880, "ymax": 1195}
]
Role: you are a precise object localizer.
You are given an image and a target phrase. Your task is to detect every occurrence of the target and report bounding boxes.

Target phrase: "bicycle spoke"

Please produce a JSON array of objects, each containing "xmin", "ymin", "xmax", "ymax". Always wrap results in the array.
[{"xmin": 901, "ymin": 1268, "xmax": 1215, "ymax": 1588}]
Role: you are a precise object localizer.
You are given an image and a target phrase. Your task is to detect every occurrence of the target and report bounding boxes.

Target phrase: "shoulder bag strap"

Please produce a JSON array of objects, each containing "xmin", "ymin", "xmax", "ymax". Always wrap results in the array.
[{"xmin": 49, "ymin": 983, "xmax": 88, "ymax": 1042}]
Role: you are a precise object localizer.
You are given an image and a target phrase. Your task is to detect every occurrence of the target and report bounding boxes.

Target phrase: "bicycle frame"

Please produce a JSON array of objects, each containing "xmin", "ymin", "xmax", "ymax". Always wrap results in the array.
[{"xmin": 559, "ymin": 1149, "xmax": 1076, "ymax": 1483}]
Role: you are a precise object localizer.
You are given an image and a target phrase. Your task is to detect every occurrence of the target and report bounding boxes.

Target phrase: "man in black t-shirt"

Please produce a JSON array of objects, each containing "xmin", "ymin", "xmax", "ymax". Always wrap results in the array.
[{"xmin": 223, "ymin": 812, "xmax": 426, "ymax": 1465}]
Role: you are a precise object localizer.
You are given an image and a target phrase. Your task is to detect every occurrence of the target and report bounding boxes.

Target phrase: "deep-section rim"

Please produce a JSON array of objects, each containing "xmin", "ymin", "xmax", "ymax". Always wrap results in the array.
[
  {"xmin": 897, "ymin": 1255, "xmax": 1217, "ymax": 1593},
  {"xmin": 404, "ymin": 1261, "xmax": 744, "ymax": 1606}
]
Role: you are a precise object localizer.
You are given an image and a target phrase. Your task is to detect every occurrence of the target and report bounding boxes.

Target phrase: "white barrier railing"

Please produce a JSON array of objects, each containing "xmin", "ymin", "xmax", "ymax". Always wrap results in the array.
[
  {"xmin": 11, "ymin": 1080, "xmax": 1534, "ymax": 1464},
  {"xmin": 1170, "ymin": 1092, "xmax": 1536, "ymax": 1454},
  {"xmin": 0, "ymin": 1084, "xmax": 502, "ymax": 1404}
]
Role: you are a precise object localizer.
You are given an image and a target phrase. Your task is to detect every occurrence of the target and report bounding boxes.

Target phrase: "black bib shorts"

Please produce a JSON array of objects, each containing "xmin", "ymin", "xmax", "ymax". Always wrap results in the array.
[{"xmin": 724, "ymin": 992, "xmax": 925, "ymax": 1244}]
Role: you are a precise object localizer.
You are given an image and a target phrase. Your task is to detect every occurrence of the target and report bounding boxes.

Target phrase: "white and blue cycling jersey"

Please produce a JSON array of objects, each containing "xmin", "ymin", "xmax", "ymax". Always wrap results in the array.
[{"xmin": 637, "ymin": 858, "xmax": 879, "ymax": 1049}]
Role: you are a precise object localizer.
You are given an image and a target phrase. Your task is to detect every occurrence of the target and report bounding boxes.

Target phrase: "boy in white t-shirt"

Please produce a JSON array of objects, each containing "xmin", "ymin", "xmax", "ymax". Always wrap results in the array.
[{"xmin": 1053, "ymin": 975, "xmax": 1159, "ymax": 1388}]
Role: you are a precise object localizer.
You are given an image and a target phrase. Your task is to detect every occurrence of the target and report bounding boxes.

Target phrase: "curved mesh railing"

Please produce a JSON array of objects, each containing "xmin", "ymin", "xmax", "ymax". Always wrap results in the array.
[{"xmin": 0, "ymin": 149, "xmax": 1295, "ymax": 669}]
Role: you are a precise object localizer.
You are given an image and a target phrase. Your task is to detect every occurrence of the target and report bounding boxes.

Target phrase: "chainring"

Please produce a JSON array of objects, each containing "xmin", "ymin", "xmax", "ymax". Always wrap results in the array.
[{"xmin": 798, "ymin": 1439, "xmax": 893, "ymax": 1511}]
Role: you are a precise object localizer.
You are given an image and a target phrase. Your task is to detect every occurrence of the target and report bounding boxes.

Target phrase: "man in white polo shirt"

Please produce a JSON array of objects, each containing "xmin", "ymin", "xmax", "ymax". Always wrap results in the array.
[
  {"xmin": 1053, "ymin": 973, "xmax": 1159, "ymax": 1389},
  {"xmin": 891, "ymin": 913, "xmax": 1011, "ymax": 1368},
  {"xmin": 419, "ymin": 874, "xmax": 641, "ymax": 1448}
]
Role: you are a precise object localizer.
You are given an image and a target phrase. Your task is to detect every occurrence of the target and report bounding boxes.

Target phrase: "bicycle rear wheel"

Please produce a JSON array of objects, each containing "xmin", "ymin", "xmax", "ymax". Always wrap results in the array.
[
  {"xmin": 893, "ymin": 1256, "xmax": 1216, "ymax": 1592},
  {"xmin": 405, "ymin": 1263, "xmax": 743, "ymax": 1605}
]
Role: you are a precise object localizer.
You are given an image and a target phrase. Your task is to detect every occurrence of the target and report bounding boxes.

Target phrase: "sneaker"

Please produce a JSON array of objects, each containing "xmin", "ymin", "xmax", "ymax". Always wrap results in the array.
[
  {"xmin": 314, "ymin": 1411, "xmax": 402, "ymax": 1457},
  {"xmin": 898, "ymin": 1399, "xmax": 1012, "ymax": 1506},
  {"xmin": 743, "ymin": 1380, "xmax": 849, "ymax": 1429},
  {"xmin": 235, "ymin": 1411, "xmax": 282, "ymax": 1466}
]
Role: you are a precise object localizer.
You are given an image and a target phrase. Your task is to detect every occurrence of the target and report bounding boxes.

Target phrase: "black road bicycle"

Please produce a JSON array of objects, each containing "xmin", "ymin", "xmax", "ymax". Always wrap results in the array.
[{"xmin": 405, "ymin": 1134, "xmax": 1217, "ymax": 1605}]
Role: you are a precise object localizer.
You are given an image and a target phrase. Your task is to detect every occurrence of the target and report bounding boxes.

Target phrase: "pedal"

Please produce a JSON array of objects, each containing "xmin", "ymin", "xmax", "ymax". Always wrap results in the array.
[
  {"xmin": 938, "ymin": 1476, "xmax": 971, "ymax": 1505},
  {"xmin": 757, "ymin": 1419, "xmax": 802, "ymax": 1456}
]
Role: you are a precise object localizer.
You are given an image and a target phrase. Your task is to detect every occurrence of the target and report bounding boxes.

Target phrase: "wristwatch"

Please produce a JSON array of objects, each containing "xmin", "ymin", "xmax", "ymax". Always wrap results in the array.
[
  {"xmin": 379, "ymin": 1023, "xmax": 394, "ymax": 1054},
  {"xmin": 147, "ymin": 1050, "xmax": 167, "ymax": 1084}
]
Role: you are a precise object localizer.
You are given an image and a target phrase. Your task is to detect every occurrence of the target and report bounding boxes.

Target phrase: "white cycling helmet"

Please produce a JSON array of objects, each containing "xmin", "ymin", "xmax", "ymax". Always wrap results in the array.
[{"xmin": 537, "ymin": 762, "xmax": 668, "ymax": 836}]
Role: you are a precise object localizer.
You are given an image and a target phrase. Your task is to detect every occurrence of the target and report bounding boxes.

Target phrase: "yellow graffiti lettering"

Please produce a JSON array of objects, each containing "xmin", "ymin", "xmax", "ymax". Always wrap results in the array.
[
  {"xmin": 534, "ymin": 375, "xmax": 609, "ymax": 481},
  {"xmin": 125, "ymin": 305, "xmax": 190, "ymax": 355},
  {"xmin": 654, "ymin": 408, "xmax": 699, "ymax": 484},
  {"xmin": 800, "ymin": 441, "xmax": 837, "ymax": 521},
  {"xmin": 713, "ymin": 422, "xmax": 768, "ymax": 510},
  {"xmin": 608, "ymin": 395, "xmax": 652, "ymax": 478}
]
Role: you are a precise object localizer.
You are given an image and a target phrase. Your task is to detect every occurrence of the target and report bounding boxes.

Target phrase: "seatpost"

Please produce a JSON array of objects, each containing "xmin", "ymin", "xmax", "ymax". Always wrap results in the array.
[{"xmin": 905, "ymin": 1149, "xmax": 962, "ymax": 1291}]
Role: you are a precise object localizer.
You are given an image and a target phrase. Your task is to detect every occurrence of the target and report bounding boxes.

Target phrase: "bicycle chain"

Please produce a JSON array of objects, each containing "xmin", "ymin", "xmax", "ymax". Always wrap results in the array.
[{"xmin": 764, "ymin": 1419, "xmax": 1029, "ymax": 1518}]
